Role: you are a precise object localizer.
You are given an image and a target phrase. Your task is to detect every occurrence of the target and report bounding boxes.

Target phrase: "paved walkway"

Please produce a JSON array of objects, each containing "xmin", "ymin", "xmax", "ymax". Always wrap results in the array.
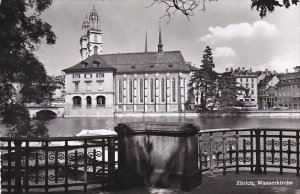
[{"xmin": 69, "ymin": 172, "xmax": 300, "ymax": 194}]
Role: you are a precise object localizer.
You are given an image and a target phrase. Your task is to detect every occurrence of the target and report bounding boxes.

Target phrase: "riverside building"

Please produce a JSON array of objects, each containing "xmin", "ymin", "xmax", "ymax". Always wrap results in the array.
[
  {"xmin": 233, "ymin": 67, "xmax": 258, "ymax": 108},
  {"xmin": 62, "ymin": 7, "xmax": 191, "ymax": 117},
  {"xmin": 274, "ymin": 66, "xmax": 300, "ymax": 109}
]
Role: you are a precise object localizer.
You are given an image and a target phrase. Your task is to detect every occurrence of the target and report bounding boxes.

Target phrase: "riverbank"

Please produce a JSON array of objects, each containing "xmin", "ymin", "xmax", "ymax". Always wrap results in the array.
[
  {"xmin": 115, "ymin": 111, "xmax": 300, "ymax": 118},
  {"xmin": 197, "ymin": 111, "xmax": 300, "ymax": 118}
]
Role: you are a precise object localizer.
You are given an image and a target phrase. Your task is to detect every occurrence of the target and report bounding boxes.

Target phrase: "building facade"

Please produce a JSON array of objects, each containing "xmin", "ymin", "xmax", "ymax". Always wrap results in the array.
[
  {"xmin": 62, "ymin": 7, "xmax": 191, "ymax": 117},
  {"xmin": 274, "ymin": 66, "xmax": 300, "ymax": 109},
  {"xmin": 234, "ymin": 68, "xmax": 258, "ymax": 108},
  {"xmin": 257, "ymin": 71, "xmax": 279, "ymax": 109}
]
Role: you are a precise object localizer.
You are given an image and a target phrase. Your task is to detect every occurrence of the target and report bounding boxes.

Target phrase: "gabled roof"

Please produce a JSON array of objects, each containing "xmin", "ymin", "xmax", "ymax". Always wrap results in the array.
[
  {"xmin": 62, "ymin": 51, "xmax": 190, "ymax": 74},
  {"xmin": 277, "ymin": 72, "xmax": 300, "ymax": 85},
  {"xmin": 63, "ymin": 55, "xmax": 115, "ymax": 73},
  {"xmin": 278, "ymin": 72, "xmax": 300, "ymax": 80}
]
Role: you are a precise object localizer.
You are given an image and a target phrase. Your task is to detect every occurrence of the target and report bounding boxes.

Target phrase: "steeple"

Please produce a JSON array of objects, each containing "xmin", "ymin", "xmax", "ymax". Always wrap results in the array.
[
  {"xmin": 82, "ymin": 14, "xmax": 89, "ymax": 35},
  {"xmin": 145, "ymin": 31, "xmax": 148, "ymax": 53},
  {"xmin": 158, "ymin": 22, "xmax": 163, "ymax": 53},
  {"xmin": 89, "ymin": 5, "xmax": 99, "ymax": 30},
  {"xmin": 80, "ymin": 6, "xmax": 103, "ymax": 60}
]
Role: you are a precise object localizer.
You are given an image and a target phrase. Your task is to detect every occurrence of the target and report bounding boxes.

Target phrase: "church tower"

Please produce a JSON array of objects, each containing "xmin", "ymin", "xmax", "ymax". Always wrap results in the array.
[{"xmin": 80, "ymin": 6, "xmax": 103, "ymax": 60}]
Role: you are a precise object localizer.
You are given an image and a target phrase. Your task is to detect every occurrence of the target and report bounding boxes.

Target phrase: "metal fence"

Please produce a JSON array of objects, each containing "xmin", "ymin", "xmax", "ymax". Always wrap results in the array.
[
  {"xmin": 0, "ymin": 135, "xmax": 118, "ymax": 193},
  {"xmin": 1, "ymin": 128, "xmax": 300, "ymax": 193},
  {"xmin": 198, "ymin": 128, "xmax": 300, "ymax": 177}
]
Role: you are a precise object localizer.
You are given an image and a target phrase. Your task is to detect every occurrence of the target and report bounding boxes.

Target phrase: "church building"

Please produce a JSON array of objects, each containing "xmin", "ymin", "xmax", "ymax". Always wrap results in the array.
[{"xmin": 63, "ymin": 7, "xmax": 191, "ymax": 117}]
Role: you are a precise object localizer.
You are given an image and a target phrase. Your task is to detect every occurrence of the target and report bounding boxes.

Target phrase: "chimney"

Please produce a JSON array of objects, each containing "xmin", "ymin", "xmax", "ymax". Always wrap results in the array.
[
  {"xmin": 225, "ymin": 68, "xmax": 229, "ymax": 72},
  {"xmin": 242, "ymin": 67, "xmax": 245, "ymax": 72},
  {"xmin": 286, "ymin": 69, "xmax": 288, "ymax": 74},
  {"xmin": 273, "ymin": 70, "xmax": 276, "ymax": 75},
  {"xmin": 250, "ymin": 68, "xmax": 252, "ymax": 73},
  {"xmin": 265, "ymin": 69, "xmax": 268, "ymax": 76}
]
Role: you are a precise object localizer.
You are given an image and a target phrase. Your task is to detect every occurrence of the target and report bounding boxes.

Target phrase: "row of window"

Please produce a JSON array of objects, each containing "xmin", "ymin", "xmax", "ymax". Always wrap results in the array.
[
  {"xmin": 73, "ymin": 73, "xmax": 104, "ymax": 79},
  {"xmin": 74, "ymin": 80, "xmax": 104, "ymax": 91},
  {"xmin": 278, "ymin": 85, "xmax": 300, "ymax": 90},
  {"xmin": 73, "ymin": 96, "xmax": 105, "ymax": 106},
  {"xmin": 239, "ymin": 98, "xmax": 256, "ymax": 102},
  {"xmin": 118, "ymin": 77, "xmax": 183, "ymax": 104},
  {"xmin": 239, "ymin": 83, "xmax": 255, "ymax": 89},
  {"xmin": 238, "ymin": 78, "xmax": 255, "ymax": 83}
]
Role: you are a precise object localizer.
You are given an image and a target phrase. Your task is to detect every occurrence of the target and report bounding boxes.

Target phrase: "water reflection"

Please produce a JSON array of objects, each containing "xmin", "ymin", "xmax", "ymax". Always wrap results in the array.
[{"xmin": 45, "ymin": 117, "xmax": 300, "ymax": 137}]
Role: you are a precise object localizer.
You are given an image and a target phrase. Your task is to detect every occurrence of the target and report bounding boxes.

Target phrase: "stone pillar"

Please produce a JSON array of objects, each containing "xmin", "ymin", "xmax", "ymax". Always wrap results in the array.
[{"xmin": 115, "ymin": 122, "xmax": 200, "ymax": 191}]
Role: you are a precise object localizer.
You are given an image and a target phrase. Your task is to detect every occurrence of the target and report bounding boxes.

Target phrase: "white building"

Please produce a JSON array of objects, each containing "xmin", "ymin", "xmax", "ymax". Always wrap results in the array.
[
  {"xmin": 62, "ymin": 7, "xmax": 191, "ymax": 117},
  {"xmin": 234, "ymin": 68, "xmax": 258, "ymax": 108}
]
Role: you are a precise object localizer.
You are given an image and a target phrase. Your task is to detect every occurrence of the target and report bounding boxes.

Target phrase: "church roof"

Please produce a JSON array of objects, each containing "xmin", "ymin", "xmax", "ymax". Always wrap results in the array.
[{"xmin": 63, "ymin": 51, "xmax": 190, "ymax": 73}]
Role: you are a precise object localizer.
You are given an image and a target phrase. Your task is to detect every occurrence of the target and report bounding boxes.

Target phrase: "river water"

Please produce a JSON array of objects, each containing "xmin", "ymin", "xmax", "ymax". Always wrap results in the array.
[
  {"xmin": 1, "ymin": 117, "xmax": 299, "ymax": 137},
  {"xmin": 41, "ymin": 117, "xmax": 300, "ymax": 137}
]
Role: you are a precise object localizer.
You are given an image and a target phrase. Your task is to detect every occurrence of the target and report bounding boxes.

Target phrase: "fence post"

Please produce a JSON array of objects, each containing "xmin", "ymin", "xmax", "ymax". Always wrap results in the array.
[
  {"xmin": 108, "ymin": 138, "xmax": 116, "ymax": 189},
  {"xmin": 255, "ymin": 130, "xmax": 262, "ymax": 174},
  {"xmin": 14, "ymin": 140, "xmax": 23, "ymax": 193}
]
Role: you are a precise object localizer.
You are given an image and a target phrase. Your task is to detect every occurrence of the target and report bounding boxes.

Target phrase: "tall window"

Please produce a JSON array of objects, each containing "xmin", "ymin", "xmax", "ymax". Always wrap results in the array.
[
  {"xmin": 172, "ymin": 77, "xmax": 176, "ymax": 102},
  {"xmin": 97, "ymin": 80, "xmax": 103, "ymax": 91},
  {"xmin": 140, "ymin": 78, "xmax": 144, "ymax": 103},
  {"xmin": 93, "ymin": 46, "xmax": 98, "ymax": 54},
  {"xmin": 86, "ymin": 96, "xmax": 92, "ymax": 107},
  {"xmin": 183, "ymin": 78, "xmax": 186, "ymax": 100},
  {"xmin": 94, "ymin": 34, "xmax": 97, "ymax": 42},
  {"xmin": 161, "ymin": 78, "xmax": 165, "ymax": 102},
  {"xmin": 74, "ymin": 82, "xmax": 79, "ymax": 91},
  {"xmin": 150, "ymin": 78, "xmax": 154, "ymax": 102},
  {"xmin": 118, "ymin": 79, "xmax": 123, "ymax": 103},
  {"xmin": 86, "ymin": 82, "xmax": 91, "ymax": 91},
  {"xmin": 129, "ymin": 79, "xmax": 133, "ymax": 103}
]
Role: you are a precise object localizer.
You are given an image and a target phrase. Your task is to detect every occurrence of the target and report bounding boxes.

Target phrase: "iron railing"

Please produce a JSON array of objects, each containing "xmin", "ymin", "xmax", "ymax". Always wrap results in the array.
[
  {"xmin": 1, "ymin": 128, "xmax": 300, "ymax": 193},
  {"xmin": 0, "ymin": 135, "xmax": 118, "ymax": 193},
  {"xmin": 198, "ymin": 128, "xmax": 300, "ymax": 177}
]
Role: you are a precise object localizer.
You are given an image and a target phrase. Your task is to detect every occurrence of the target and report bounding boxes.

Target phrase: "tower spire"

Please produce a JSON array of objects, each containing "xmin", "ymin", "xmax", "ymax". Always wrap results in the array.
[
  {"xmin": 158, "ymin": 22, "xmax": 163, "ymax": 53},
  {"xmin": 145, "ymin": 31, "xmax": 148, "ymax": 53}
]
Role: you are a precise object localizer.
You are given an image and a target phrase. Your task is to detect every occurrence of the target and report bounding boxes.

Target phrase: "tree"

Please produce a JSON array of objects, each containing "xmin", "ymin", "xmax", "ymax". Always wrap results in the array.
[
  {"xmin": 199, "ymin": 46, "xmax": 218, "ymax": 110},
  {"xmin": 150, "ymin": 0, "xmax": 298, "ymax": 21},
  {"xmin": 216, "ymin": 72, "xmax": 245, "ymax": 111},
  {"xmin": 187, "ymin": 46, "xmax": 218, "ymax": 111},
  {"xmin": 0, "ymin": 0, "xmax": 56, "ymax": 137},
  {"xmin": 187, "ymin": 46, "xmax": 246, "ymax": 112}
]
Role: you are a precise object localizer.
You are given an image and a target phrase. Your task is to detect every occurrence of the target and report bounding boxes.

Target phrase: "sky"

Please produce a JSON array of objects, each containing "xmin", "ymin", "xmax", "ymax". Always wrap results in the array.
[{"xmin": 34, "ymin": 0, "xmax": 300, "ymax": 75}]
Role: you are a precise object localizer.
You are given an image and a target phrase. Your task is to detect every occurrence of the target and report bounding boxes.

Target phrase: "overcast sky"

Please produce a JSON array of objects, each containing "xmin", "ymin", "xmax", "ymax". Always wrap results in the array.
[{"xmin": 35, "ymin": 0, "xmax": 300, "ymax": 75}]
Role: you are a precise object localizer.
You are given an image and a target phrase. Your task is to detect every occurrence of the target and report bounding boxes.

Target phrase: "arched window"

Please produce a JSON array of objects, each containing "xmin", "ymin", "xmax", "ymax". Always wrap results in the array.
[
  {"xmin": 73, "ymin": 96, "xmax": 82, "ymax": 106},
  {"xmin": 150, "ymin": 78, "xmax": 154, "ymax": 103},
  {"xmin": 97, "ymin": 96, "xmax": 105, "ymax": 106},
  {"xmin": 94, "ymin": 34, "xmax": 97, "ymax": 42},
  {"xmin": 172, "ymin": 77, "xmax": 176, "ymax": 102},
  {"xmin": 93, "ymin": 45, "xmax": 98, "ymax": 54},
  {"xmin": 118, "ymin": 79, "xmax": 123, "ymax": 103},
  {"xmin": 86, "ymin": 96, "xmax": 92, "ymax": 107},
  {"xmin": 140, "ymin": 78, "xmax": 144, "ymax": 103},
  {"xmin": 161, "ymin": 78, "xmax": 165, "ymax": 102},
  {"xmin": 129, "ymin": 79, "xmax": 133, "ymax": 103},
  {"xmin": 183, "ymin": 78, "xmax": 186, "ymax": 100}
]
